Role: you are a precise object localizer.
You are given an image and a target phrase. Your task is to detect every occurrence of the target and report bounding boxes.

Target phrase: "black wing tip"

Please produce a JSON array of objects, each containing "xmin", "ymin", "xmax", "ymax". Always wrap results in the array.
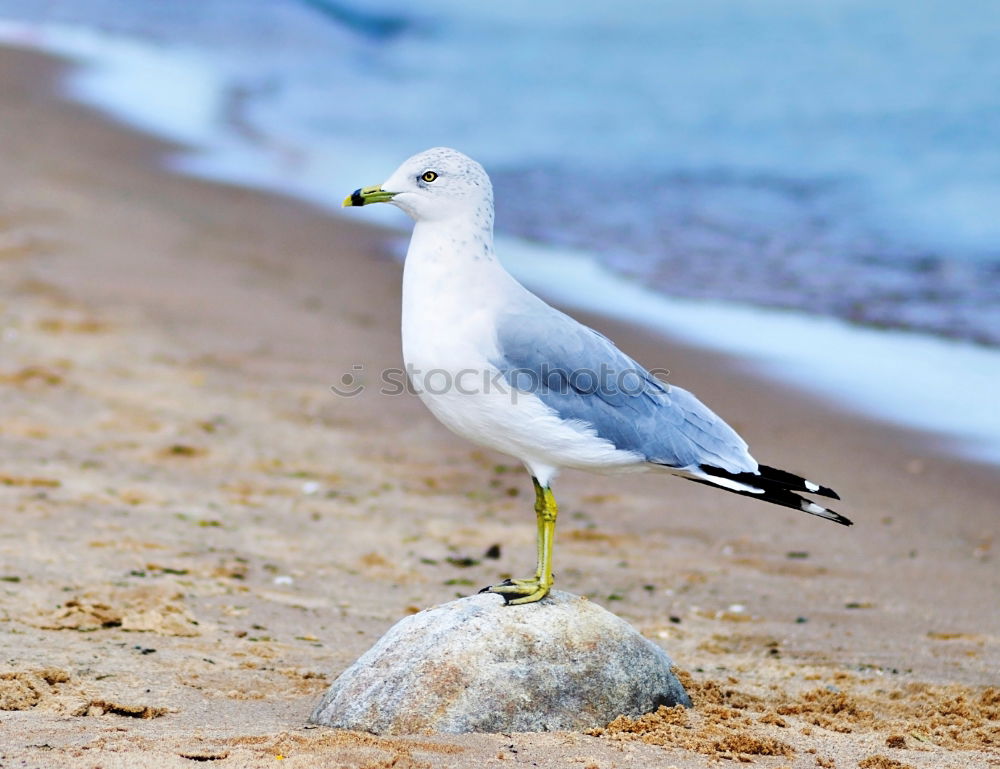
[
  {"xmin": 782, "ymin": 493, "xmax": 854, "ymax": 527},
  {"xmin": 687, "ymin": 468, "xmax": 853, "ymax": 527},
  {"xmin": 804, "ymin": 500, "xmax": 853, "ymax": 526},
  {"xmin": 754, "ymin": 464, "xmax": 841, "ymax": 500}
]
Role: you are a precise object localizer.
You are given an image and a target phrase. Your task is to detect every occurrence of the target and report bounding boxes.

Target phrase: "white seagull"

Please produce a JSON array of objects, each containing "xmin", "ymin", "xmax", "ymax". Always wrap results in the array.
[{"xmin": 344, "ymin": 147, "xmax": 851, "ymax": 605}]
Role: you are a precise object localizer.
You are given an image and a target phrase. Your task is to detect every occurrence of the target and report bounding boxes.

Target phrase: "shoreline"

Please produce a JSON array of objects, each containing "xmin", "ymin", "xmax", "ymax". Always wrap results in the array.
[{"xmin": 1, "ymin": 44, "xmax": 997, "ymax": 768}]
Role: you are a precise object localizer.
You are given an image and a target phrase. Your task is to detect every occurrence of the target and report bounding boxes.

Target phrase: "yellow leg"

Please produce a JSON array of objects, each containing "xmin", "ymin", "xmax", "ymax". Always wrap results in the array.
[{"xmin": 480, "ymin": 477, "xmax": 557, "ymax": 605}]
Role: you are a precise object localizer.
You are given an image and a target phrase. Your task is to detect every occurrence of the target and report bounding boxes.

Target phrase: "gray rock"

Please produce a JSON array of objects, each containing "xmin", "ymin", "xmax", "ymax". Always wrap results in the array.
[{"xmin": 309, "ymin": 590, "xmax": 690, "ymax": 734}]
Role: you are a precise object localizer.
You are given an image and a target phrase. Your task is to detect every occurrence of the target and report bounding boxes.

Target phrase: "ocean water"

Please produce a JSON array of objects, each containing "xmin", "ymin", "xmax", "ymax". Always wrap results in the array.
[
  {"xmin": 1, "ymin": 0, "xmax": 998, "ymax": 343},
  {"xmin": 1, "ymin": 1, "xmax": 999, "ymax": 461}
]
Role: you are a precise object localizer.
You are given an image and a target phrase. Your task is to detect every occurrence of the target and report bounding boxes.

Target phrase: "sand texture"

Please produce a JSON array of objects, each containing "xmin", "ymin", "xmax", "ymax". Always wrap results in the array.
[{"xmin": 0, "ymin": 47, "xmax": 997, "ymax": 768}]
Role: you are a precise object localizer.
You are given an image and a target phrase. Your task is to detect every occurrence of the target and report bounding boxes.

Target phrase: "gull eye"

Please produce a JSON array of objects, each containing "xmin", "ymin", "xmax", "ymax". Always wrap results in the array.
[{"xmin": 421, "ymin": 170, "xmax": 439, "ymax": 183}]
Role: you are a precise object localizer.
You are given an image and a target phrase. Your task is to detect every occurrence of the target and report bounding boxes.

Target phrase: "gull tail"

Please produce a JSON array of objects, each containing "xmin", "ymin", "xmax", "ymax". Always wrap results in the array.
[{"xmin": 683, "ymin": 463, "xmax": 852, "ymax": 526}]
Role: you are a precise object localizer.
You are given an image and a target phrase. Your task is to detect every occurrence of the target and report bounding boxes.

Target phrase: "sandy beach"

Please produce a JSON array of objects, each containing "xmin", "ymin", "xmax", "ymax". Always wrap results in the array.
[{"xmin": 0, "ymin": 45, "xmax": 997, "ymax": 768}]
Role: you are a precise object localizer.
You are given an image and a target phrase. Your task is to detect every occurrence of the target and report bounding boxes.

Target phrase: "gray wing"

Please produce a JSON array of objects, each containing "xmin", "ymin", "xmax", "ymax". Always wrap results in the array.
[{"xmin": 492, "ymin": 307, "xmax": 756, "ymax": 473}]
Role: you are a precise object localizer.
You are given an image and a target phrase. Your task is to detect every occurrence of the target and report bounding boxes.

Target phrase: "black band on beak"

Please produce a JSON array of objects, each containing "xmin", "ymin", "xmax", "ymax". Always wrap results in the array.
[{"xmin": 349, "ymin": 189, "xmax": 366, "ymax": 206}]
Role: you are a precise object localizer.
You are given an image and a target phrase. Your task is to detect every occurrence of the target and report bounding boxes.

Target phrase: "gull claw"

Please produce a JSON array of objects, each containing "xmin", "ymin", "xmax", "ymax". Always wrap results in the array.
[{"xmin": 478, "ymin": 576, "xmax": 552, "ymax": 605}]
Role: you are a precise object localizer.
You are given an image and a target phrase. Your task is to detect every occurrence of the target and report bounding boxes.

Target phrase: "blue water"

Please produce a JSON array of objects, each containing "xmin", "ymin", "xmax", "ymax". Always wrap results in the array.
[
  {"xmin": 1, "ymin": 0, "xmax": 998, "ymax": 344},
  {"xmin": 1, "ymin": 1, "xmax": 1000, "ymax": 461}
]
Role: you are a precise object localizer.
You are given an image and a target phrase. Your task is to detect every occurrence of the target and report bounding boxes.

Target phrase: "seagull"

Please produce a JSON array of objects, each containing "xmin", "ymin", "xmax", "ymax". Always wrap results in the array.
[{"xmin": 344, "ymin": 147, "xmax": 851, "ymax": 605}]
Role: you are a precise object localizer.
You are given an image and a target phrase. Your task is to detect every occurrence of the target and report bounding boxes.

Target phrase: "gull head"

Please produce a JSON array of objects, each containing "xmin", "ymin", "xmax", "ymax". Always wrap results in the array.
[{"xmin": 343, "ymin": 147, "xmax": 494, "ymax": 225}]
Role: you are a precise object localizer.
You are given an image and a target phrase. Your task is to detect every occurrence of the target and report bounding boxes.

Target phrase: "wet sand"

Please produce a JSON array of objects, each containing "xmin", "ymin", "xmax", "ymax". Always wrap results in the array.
[{"xmin": 0, "ymin": 46, "xmax": 997, "ymax": 768}]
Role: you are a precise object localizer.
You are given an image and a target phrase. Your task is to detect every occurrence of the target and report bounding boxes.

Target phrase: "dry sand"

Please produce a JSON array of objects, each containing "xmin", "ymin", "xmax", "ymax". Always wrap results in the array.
[{"xmin": 0, "ymin": 46, "xmax": 997, "ymax": 768}]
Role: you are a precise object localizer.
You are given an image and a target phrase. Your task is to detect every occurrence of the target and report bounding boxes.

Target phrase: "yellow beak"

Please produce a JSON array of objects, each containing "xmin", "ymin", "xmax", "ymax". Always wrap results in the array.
[{"xmin": 343, "ymin": 185, "xmax": 396, "ymax": 207}]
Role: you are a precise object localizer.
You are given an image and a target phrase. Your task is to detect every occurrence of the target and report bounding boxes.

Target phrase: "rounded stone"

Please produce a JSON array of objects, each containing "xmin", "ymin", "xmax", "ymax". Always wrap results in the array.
[{"xmin": 308, "ymin": 590, "xmax": 690, "ymax": 734}]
